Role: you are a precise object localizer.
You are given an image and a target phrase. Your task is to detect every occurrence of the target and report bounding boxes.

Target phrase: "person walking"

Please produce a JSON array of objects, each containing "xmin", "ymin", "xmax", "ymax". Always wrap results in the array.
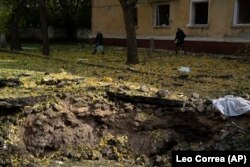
[
  {"xmin": 174, "ymin": 28, "xmax": 187, "ymax": 54},
  {"xmin": 92, "ymin": 30, "xmax": 105, "ymax": 55}
]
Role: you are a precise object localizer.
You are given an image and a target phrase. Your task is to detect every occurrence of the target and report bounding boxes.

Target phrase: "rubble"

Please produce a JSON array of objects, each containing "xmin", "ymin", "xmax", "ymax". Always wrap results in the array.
[{"xmin": 0, "ymin": 82, "xmax": 249, "ymax": 166}]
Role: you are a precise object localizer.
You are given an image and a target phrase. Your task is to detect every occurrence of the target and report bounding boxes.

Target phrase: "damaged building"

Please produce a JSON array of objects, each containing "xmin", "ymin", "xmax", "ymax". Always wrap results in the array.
[{"xmin": 91, "ymin": 0, "xmax": 250, "ymax": 54}]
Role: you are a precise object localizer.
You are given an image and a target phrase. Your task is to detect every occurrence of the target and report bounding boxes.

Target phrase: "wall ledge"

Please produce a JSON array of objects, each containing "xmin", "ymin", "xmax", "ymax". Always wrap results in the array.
[{"xmin": 95, "ymin": 35, "xmax": 250, "ymax": 43}]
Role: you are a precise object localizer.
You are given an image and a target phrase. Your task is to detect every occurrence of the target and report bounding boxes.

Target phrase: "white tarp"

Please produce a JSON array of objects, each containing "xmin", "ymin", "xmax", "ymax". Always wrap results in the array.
[{"xmin": 212, "ymin": 95, "xmax": 250, "ymax": 116}]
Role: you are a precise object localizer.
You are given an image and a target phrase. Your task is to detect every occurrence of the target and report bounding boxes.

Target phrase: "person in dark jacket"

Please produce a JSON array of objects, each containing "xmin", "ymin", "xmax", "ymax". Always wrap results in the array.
[
  {"xmin": 174, "ymin": 28, "xmax": 187, "ymax": 54},
  {"xmin": 92, "ymin": 30, "xmax": 105, "ymax": 54}
]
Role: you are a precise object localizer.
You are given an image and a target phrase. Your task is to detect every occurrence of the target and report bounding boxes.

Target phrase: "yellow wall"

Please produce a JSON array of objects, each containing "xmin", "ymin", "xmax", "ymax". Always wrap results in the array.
[
  {"xmin": 92, "ymin": 0, "xmax": 125, "ymax": 37},
  {"xmin": 92, "ymin": 0, "xmax": 250, "ymax": 40}
]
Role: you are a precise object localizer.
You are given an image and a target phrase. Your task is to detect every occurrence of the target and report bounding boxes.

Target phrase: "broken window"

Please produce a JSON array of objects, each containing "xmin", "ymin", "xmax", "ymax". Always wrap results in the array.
[
  {"xmin": 189, "ymin": 0, "xmax": 209, "ymax": 26},
  {"xmin": 155, "ymin": 4, "xmax": 170, "ymax": 26},
  {"xmin": 190, "ymin": 1, "xmax": 209, "ymax": 25},
  {"xmin": 236, "ymin": 0, "xmax": 250, "ymax": 24}
]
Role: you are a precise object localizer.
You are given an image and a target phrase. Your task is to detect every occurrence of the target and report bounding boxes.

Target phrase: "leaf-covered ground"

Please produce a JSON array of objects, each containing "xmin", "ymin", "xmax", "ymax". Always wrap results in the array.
[
  {"xmin": 0, "ymin": 43, "xmax": 249, "ymax": 99},
  {"xmin": 0, "ymin": 43, "xmax": 250, "ymax": 166}
]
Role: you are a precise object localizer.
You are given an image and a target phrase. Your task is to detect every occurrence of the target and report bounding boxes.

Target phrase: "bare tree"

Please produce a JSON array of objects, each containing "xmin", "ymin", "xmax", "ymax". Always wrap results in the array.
[
  {"xmin": 38, "ymin": 0, "xmax": 50, "ymax": 55},
  {"xmin": 119, "ymin": 0, "xmax": 139, "ymax": 64}
]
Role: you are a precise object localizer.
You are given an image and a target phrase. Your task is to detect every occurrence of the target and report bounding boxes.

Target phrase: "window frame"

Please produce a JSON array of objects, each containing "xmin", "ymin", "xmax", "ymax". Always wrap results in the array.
[
  {"xmin": 154, "ymin": 3, "xmax": 171, "ymax": 27},
  {"xmin": 188, "ymin": 0, "xmax": 209, "ymax": 28},
  {"xmin": 233, "ymin": 0, "xmax": 250, "ymax": 27}
]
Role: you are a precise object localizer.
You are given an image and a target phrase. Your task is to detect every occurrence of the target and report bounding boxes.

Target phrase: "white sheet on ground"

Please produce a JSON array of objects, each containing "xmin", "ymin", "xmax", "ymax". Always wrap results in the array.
[{"xmin": 212, "ymin": 95, "xmax": 250, "ymax": 116}]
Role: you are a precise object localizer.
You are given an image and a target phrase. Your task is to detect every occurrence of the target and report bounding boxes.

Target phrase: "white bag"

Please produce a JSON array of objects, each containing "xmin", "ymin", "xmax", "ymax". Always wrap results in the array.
[{"xmin": 212, "ymin": 95, "xmax": 250, "ymax": 116}]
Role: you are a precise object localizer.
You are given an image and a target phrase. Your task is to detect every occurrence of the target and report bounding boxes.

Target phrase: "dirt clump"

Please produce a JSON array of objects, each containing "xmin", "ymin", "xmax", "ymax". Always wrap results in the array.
[{"xmin": 0, "ymin": 90, "xmax": 250, "ymax": 166}]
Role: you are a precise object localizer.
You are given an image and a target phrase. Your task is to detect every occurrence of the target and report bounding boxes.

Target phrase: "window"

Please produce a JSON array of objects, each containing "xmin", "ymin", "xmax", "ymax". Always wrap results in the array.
[
  {"xmin": 134, "ymin": 6, "xmax": 138, "ymax": 26},
  {"xmin": 155, "ymin": 4, "xmax": 170, "ymax": 26},
  {"xmin": 189, "ymin": 0, "xmax": 209, "ymax": 26},
  {"xmin": 234, "ymin": 0, "xmax": 250, "ymax": 24}
]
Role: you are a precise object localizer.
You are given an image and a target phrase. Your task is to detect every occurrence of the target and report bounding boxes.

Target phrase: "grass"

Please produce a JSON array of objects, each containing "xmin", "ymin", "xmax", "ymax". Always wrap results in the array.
[{"xmin": 0, "ymin": 43, "xmax": 249, "ymax": 99}]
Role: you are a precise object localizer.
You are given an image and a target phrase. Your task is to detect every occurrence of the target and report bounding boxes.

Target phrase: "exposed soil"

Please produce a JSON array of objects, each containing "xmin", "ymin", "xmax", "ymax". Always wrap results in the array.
[
  {"xmin": 0, "ymin": 46, "xmax": 250, "ymax": 166},
  {"xmin": 1, "ymin": 89, "xmax": 249, "ymax": 166}
]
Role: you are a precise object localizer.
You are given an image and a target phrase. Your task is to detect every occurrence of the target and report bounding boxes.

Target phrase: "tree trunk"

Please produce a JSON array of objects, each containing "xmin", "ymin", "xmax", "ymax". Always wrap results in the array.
[
  {"xmin": 119, "ymin": 0, "xmax": 139, "ymax": 64},
  {"xmin": 0, "ymin": 34, "xmax": 6, "ymax": 48},
  {"xmin": 10, "ymin": 0, "xmax": 27, "ymax": 51},
  {"xmin": 38, "ymin": 0, "xmax": 50, "ymax": 56}
]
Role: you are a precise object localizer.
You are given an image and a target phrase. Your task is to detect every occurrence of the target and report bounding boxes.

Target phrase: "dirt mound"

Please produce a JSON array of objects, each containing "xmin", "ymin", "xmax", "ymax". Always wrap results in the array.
[{"xmin": 1, "ymin": 91, "xmax": 250, "ymax": 166}]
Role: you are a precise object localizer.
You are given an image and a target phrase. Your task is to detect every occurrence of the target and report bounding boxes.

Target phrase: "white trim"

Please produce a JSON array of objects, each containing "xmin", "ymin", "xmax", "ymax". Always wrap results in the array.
[
  {"xmin": 233, "ymin": 0, "xmax": 250, "ymax": 25},
  {"xmin": 233, "ymin": 0, "xmax": 239, "ymax": 25},
  {"xmin": 232, "ymin": 24, "xmax": 250, "ymax": 28}
]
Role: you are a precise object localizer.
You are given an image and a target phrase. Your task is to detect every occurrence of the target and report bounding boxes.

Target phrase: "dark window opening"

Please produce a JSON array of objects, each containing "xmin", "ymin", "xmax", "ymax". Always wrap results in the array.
[
  {"xmin": 156, "ymin": 4, "xmax": 170, "ymax": 26},
  {"xmin": 194, "ymin": 2, "xmax": 208, "ymax": 24},
  {"xmin": 238, "ymin": 0, "xmax": 250, "ymax": 24},
  {"xmin": 134, "ymin": 7, "xmax": 138, "ymax": 26}
]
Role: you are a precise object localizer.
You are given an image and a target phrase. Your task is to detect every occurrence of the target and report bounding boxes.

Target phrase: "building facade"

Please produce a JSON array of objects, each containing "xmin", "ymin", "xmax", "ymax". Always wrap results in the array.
[{"xmin": 92, "ymin": 0, "xmax": 250, "ymax": 54}]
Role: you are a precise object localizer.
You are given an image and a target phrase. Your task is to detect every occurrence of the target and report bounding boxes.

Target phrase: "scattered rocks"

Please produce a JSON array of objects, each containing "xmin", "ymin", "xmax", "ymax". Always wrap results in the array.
[
  {"xmin": 51, "ymin": 102, "xmax": 62, "ymax": 112},
  {"xmin": 118, "ymin": 85, "xmax": 131, "ymax": 92},
  {"xmin": 57, "ymin": 81, "xmax": 67, "ymax": 87},
  {"xmin": 139, "ymin": 85, "xmax": 149, "ymax": 92},
  {"xmin": 124, "ymin": 103, "xmax": 134, "ymax": 112},
  {"xmin": 196, "ymin": 102, "xmax": 205, "ymax": 112},
  {"xmin": 64, "ymin": 149, "xmax": 82, "ymax": 161},
  {"xmin": 34, "ymin": 119, "xmax": 43, "ymax": 126},
  {"xmin": 135, "ymin": 154, "xmax": 149, "ymax": 166},
  {"xmin": 157, "ymin": 89, "xmax": 170, "ymax": 98},
  {"xmin": 41, "ymin": 76, "xmax": 57, "ymax": 85},
  {"xmin": 23, "ymin": 106, "xmax": 33, "ymax": 115},
  {"xmin": 101, "ymin": 146, "xmax": 118, "ymax": 160},
  {"xmin": 93, "ymin": 103, "xmax": 103, "ymax": 109},
  {"xmin": 54, "ymin": 160, "xmax": 64, "ymax": 165},
  {"xmin": 41, "ymin": 76, "xmax": 85, "ymax": 86},
  {"xmin": 192, "ymin": 92, "xmax": 200, "ymax": 99}
]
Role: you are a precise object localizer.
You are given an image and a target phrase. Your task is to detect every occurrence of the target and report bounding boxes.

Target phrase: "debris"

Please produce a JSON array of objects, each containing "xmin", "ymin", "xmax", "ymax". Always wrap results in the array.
[
  {"xmin": 212, "ymin": 95, "xmax": 250, "ymax": 116},
  {"xmin": 178, "ymin": 67, "xmax": 191, "ymax": 73},
  {"xmin": 192, "ymin": 93, "xmax": 200, "ymax": 99},
  {"xmin": 127, "ymin": 67, "xmax": 137, "ymax": 72},
  {"xmin": 54, "ymin": 161, "xmax": 64, "ymax": 165},
  {"xmin": 196, "ymin": 102, "xmax": 205, "ymax": 112},
  {"xmin": 78, "ymin": 58, "xmax": 89, "ymax": 62},
  {"xmin": 107, "ymin": 91, "xmax": 183, "ymax": 107},
  {"xmin": 157, "ymin": 89, "xmax": 170, "ymax": 98},
  {"xmin": 139, "ymin": 85, "xmax": 149, "ymax": 92}
]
